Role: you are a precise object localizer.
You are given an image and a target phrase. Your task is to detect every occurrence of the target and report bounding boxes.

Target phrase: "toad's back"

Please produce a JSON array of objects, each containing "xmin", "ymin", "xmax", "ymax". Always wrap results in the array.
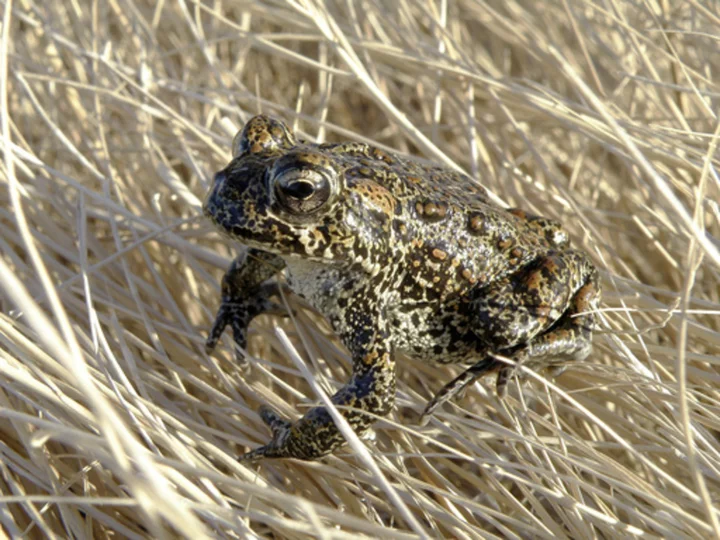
[{"xmin": 320, "ymin": 142, "xmax": 568, "ymax": 305}]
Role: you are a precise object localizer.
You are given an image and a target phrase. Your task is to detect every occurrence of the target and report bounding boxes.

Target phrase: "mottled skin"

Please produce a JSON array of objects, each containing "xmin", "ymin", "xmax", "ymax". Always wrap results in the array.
[{"xmin": 204, "ymin": 115, "xmax": 600, "ymax": 461}]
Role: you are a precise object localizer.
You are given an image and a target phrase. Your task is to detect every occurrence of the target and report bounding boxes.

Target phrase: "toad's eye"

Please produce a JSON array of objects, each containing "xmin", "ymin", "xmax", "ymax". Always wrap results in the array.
[{"xmin": 273, "ymin": 168, "xmax": 332, "ymax": 215}]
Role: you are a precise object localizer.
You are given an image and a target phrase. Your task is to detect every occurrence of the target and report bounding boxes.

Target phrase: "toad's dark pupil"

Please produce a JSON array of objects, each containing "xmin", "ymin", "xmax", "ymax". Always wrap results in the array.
[{"xmin": 283, "ymin": 180, "xmax": 315, "ymax": 200}]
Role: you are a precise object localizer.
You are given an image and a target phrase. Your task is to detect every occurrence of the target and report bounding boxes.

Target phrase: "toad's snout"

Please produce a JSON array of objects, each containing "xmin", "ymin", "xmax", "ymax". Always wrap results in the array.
[{"xmin": 203, "ymin": 170, "xmax": 228, "ymax": 221}]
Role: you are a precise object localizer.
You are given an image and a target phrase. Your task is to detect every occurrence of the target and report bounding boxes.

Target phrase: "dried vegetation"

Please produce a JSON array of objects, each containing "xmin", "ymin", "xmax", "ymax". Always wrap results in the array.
[{"xmin": 1, "ymin": 0, "xmax": 719, "ymax": 537}]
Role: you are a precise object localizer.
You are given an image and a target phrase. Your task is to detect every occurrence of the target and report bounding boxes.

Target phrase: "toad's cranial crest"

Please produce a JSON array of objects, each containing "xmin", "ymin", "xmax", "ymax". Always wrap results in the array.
[{"xmin": 203, "ymin": 115, "xmax": 600, "ymax": 461}]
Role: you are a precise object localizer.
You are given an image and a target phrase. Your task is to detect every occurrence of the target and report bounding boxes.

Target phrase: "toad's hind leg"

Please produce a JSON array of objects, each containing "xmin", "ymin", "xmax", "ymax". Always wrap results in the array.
[
  {"xmin": 494, "ymin": 273, "xmax": 600, "ymax": 395},
  {"xmin": 421, "ymin": 259, "xmax": 599, "ymax": 422},
  {"xmin": 471, "ymin": 249, "xmax": 596, "ymax": 351}
]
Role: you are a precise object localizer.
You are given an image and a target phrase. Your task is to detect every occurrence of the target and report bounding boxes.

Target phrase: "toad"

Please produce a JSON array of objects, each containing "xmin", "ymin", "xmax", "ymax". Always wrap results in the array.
[{"xmin": 203, "ymin": 115, "xmax": 600, "ymax": 460}]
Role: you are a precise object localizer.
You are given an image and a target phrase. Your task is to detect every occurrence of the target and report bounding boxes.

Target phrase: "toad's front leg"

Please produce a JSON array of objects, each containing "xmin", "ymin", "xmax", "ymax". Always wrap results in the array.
[
  {"xmin": 239, "ymin": 310, "xmax": 395, "ymax": 461},
  {"xmin": 206, "ymin": 248, "xmax": 286, "ymax": 363}
]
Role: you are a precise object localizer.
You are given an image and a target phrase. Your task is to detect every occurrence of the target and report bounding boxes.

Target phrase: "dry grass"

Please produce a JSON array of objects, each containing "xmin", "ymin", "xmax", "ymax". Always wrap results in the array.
[{"xmin": 1, "ymin": 0, "xmax": 719, "ymax": 537}]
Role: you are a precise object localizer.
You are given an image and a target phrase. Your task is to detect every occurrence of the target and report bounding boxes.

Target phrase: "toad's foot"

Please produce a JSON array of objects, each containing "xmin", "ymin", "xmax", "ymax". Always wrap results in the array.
[
  {"xmin": 237, "ymin": 405, "xmax": 293, "ymax": 461},
  {"xmin": 205, "ymin": 284, "xmax": 286, "ymax": 363},
  {"xmin": 205, "ymin": 249, "xmax": 287, "ymax": 364},
  {"xmin": 419, "ymin": 356, "xmax": 497, "ymax": 425}
]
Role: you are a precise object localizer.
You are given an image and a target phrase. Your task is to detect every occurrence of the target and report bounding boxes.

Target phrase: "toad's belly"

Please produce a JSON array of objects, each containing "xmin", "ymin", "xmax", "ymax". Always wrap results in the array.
[{"xmin": 389, "ymin": 302, "xmax": 485, "ymax": 365}]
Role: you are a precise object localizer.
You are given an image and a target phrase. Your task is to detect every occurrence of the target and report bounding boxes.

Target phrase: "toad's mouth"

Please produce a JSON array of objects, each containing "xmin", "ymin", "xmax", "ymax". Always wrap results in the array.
[{"xmin": 204, "ymin": 197, "xmax": 286, "ymax": 251}]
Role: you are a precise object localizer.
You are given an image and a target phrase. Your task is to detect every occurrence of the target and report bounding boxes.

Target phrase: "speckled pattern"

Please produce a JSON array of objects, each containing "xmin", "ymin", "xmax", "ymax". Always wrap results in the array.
[{"xmin": 203, "ymin": 115, "xmax": 600, "ymax": 461}]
